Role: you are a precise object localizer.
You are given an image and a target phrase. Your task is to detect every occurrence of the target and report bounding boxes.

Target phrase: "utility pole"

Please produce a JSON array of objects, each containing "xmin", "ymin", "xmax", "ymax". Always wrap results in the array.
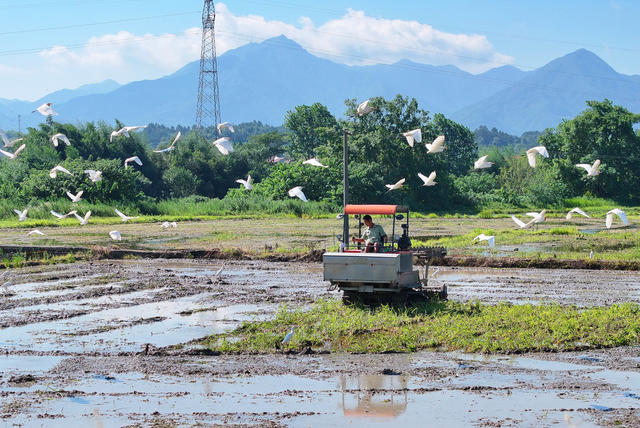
[
  {"xmin": 195, "ymin": 0, "xmax": 222, "ymax": 137},
  {"xmin": 342, "ymin": 129, "xmax": 351, "ymax": 248}
]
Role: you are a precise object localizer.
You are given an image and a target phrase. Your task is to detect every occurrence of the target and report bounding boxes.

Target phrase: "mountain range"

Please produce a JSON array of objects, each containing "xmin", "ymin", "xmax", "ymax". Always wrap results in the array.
[{"xmin": 1, "ymin": 35, "xmax": 638, "ymax": 135}]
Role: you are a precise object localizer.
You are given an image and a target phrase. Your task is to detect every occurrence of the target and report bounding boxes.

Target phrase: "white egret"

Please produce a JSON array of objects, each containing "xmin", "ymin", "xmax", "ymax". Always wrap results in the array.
[
  {"xmin": 302, "ymin": 158, "xmax": 328, "ymax": 168},
  {"xmin": 356, "ymin": 99, "xmax": 375, "ymax": 116},
  {"xmin": 66, "ymin": 190, "xmax": 83, "ymax": 203},
  {"xmin": 115, "ymin": 208, "xmax": 139, "ymax": 222},
  {"xmin": 526, "ymin": 146, "xmax": 549, "ymax": 167},
  {"xmin": 32, "ymin": 102, "xmax": 57, "ymax": 116},
  {"xmin": 212, "ymin": 137, "xmax": 234, "ymax": 155},
  {"xmin": 49, "ymin": 165, "xmax": 72, "ymax": 178},
  {"xmin": 51, "ymin": 210, "xmax": 76, "ymax": 220},
  {"xmin": 269, "ymin": 155, "xmax": 288, "ymax": 164},
  {"xmin": 84, "ymin": 170, "xmax": 103, "ymax": 182},
  {"xmin": 288, "ymin": 186, "xmax": 307, "ymax": 202},
  {"xmin": 605, "ymin": 208, "xmax": 628, "ymax": 229},
  {"xmin": 426, "ymin": 135, "xmax": 445, "ymax": 153},
  {"xmin": 474, "ymin": 155, "xmax": 494, "ymax": 169},
  {"xmin": 160, "ymin": 221, "xmax": 177, "ymax": 228},
  {"xmin": 50, "ymin": 133, "xmax": 71, "ymax": 147},
  {"xmin": 109, "ymin": 230, "xmax": 122, "ymax": 241},
  {"xmin": 153, "ymin": 132, "xmax": 181, "ymax": 153},
  {"xmin": 385, "ymin": 178, "xmax": 405, "ymax": 192},
  {"xmin": 281, "ymin": 326, "xmax": 296, "ymax": 345},
  {"xmin": 526, "ymin": 210, "xmax": 547, "ymax": 226},
  {"xmin": 217, "ymin": 122, "xmax": 235, "ymax": 134},
  {"xmin": 214, "ymin": 262, "xmax": 225, "ymax": 280},
  {"xmin": 418, "ymin": 171, "xmax": 437, "ymax": 186},
  {"xmin": 566, "ymin": 207, "xmax": 590, "ymax": 220},
  {"xmin": 110, "ymin": 125, "xmax": 146, "ymax": 142},
  {"xmin": 124, "ymin": 156, "xmax": 142, "ymax": 167},
  {"xmin": 0, "ymin": 129, "xmax": 23, "ymax": 148},
  {"xmin": 401, "ymin": 129, "xmax": 422, "ymax": 147},
  {"xmin": 14, "ymin": 208, "xmax": 28, "ymax": 222},
  {"xmin": 473, "ymin": 233, "xmax": 495, "ymax": 248},
  {"xmin": 27, "ymin": 229, "xmax": 45, "ymax": 236},
  {"xmin": 73, "ymin": 211, "xmax": 92, "ymax": 225},
  {"xmin": 235, "ymin": 175, "xmax": 253, "ymax": 190},
  {"xmin": 511, "ymin": 215, "xmax": 535, "ymax": 229},
  {"xmin": 575, "ymin": 159, "xmax": 600, "ymax": 177},
  {"xmin": 0, "ymin": 143, "xmax": 26, "ymax": 159}
]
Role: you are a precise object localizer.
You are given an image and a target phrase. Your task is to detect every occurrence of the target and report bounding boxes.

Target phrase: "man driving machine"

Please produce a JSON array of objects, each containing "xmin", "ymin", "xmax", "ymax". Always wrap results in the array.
[{"xmin": 352, "ymin": 214, "xmax": 387, "ymax": 252}]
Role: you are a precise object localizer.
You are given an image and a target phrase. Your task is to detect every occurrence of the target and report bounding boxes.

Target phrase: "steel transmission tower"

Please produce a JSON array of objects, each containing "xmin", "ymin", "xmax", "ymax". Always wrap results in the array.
[{"xmin": 195, "ymin": 0, "xmax": 221, "ymax": 134}]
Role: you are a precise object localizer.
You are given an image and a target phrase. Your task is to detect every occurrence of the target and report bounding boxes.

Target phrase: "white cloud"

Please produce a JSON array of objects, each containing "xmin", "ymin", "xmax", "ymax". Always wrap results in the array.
[{"xmin": 0, "ymin": 3, "xmax": 512, "ymax": 99}]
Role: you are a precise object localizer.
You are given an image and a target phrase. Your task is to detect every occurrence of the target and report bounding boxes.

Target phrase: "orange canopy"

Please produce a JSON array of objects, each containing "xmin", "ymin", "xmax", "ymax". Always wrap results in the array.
[{"xmin": 344, "ymin": 204, "xmax": 407, "ymax": 215}]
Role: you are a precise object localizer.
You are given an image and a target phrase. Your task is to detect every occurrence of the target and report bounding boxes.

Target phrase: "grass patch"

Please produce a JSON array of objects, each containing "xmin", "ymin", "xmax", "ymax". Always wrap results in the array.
[{"xmin": 202, "ymin": 299, "xmax": 640, "ymax": 354}]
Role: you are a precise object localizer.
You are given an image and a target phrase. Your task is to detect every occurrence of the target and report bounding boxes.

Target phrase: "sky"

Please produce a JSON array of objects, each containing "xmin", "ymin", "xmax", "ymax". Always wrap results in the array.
[{"xmin": 1, "ymin": 0, "xmax": 639, "ymax": 101}]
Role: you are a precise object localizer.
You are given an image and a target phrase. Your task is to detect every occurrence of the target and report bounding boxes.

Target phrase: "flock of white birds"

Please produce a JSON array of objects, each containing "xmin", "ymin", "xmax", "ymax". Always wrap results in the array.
[{"xmin": 0, "ymin": 100, "xmax": 631, "ymax": 249}]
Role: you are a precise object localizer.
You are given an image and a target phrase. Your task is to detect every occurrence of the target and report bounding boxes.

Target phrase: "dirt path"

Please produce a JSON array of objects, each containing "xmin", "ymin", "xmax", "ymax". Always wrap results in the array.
[{"xmin": 1, "ymin": 260, "xmax": 639, "ymax": 426}]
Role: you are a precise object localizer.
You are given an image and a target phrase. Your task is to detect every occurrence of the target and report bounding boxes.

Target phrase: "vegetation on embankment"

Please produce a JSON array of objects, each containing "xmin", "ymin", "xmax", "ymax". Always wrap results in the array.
[{"xmin": 203, "ymin": 299, "xmax": 640, "ymax": 354}]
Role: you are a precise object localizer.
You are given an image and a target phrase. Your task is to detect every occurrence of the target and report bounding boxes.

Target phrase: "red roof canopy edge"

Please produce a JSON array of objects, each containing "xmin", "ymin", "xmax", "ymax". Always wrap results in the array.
[{"xmin": 344, "ymin": 204, "xmax": 408, "ymax": 215}]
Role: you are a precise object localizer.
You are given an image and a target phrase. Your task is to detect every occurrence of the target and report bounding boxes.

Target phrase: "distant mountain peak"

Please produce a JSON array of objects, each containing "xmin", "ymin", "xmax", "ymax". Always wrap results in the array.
[
  {"xmin": 542, "ymin": 48, "xmax": 616, "ymax": 74},
  {"xmin": 259, "ymin": 34, "xmax": 304, "ymax": 50}
]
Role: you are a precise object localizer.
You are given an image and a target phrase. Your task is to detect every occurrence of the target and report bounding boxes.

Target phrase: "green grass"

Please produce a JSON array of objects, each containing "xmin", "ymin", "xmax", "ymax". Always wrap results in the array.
[{"xmin": 202, "ymin": 299, "xmax": 640, "ymax": 354}]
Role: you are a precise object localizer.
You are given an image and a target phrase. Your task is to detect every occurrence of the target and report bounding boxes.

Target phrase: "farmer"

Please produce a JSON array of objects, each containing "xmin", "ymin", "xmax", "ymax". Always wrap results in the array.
[{"xmin": 352, "ymin": 214, "xmax": 387, "ymax": 252}]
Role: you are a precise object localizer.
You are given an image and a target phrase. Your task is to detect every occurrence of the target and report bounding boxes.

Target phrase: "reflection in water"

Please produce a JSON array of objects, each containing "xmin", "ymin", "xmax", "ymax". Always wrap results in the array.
[{"xmin": 340, "ymin": 375, "xmax": 408, "ymax": 419}]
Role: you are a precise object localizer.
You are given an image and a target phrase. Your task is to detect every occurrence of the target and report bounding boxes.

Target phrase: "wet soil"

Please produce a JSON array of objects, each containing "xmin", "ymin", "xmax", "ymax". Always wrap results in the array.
[{"xmin": 0, "ymin": 260, "xmax": 638, "ymax": 426}]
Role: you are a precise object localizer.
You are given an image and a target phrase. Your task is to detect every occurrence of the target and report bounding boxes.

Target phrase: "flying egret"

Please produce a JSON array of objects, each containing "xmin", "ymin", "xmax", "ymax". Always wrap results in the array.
[
  {"xmin": 526, "ymin": 210, "xmax": 547, "ymax": 228},
  {"xmin": 302, "ymin": 158, "xmax": 328, "ymax": 168},
  {"xmin": 511, "ymin": 215, "xmax": 536, "ymax": 229},
  {"xmin": 32, "ymin": 102, "xmax": 57, "ymax": 116},
  {"xmin": 73, "ymin": 211, "xmax": 92, "ymax": 225},
  {"xmin": 401, "ymin": 129, "xmax": 422, "ymax": 147},
  {"xmin": 288, "ymin": 186, "xmax": 307, "ymax": 202},
  {"xmin": 269, "ymin": 155, "xmax": 288, "ymax": 164},
  {"xmin": 281, "ymin": 326, "xmax": 296, "ymax": 345},
  {"xmin": 0, "ymin": 143, "xmax": 26, "ymax": 159},
  {"xmin": 526, "ymin": 146, "xmax": 549, "ymax": 167},
  {"xmin": 473, "ymin": 233, "xmax": 495, "ymax": 248},
  {"xmin": 385, "ymin": 178, "xmax": 405, "ymax": 192},
  {"xmin": 14, "ymin": 208, "xmax": 28, "ymax": 222},
  {"xmin": 124, "ymin": 156, "xmax": 142, "ymax": 167},
  {"xmin": 426, "ymin": 135, "xmax": 445, "ymax": 153},
  {"xmin": 50, "ymin": 133, "xmax": 71, "ymax": 147},
  {"xmin": 235, "ymin": 175, "xmax": 253, "ymax": 190},
  {"xmin": 66, "ymin": 190, "xmax": 83, "ymax": 203},
  {"xmin": 115, "ymin": 208, "xmax": 139, "ymax": 222},
  {"xmin": 474, "ymin": 155, "xmax": 494, "ymax": 169},
  {"xmin": 160, "ymin": 221, "xmax": 177, "ymax": 228},
  {"xmin": 153, "ymin": 132, "xmax": 181, "ymax": 153},
  {"xmin": 418, "ymin": 171, "xmax": 437, "ymax": 186},
  {"xmin": 566, "ymin": 207, "xmax": 590, "ymax": 220},
  {"xmin": 110, "ymin": 125, "xmax": 146, "ymax": 142},
  {"xmin": 0, "ymin": 130, "xmax": 23, "ymax": 148},
  {"xmin": 84, "ymin": 170, "xmax": 103, "ymax": 182},
  {"xmin": 356, "ymin": 99, "xmax": 375, "ymax": 116},
  {"xmin": 575, "ymin": 159, "xmax": 600, "ymax": 177},
  {"xmin": 49, "ymin": 165, "xmax": 72, "ymax": 178},
  {"xmin": 109, "ymin": 230, "xmax": 122, "ymax": 241},
  {"xmin": 51, "ymin": 210, "xmax": 76, "ymax": 220},
  {"xmin": 605, "ymin": 208, "xmax": 628, "ymax": 229},
  {"xmin": 217, "ymin": 122, "xmax": 235, "ymax": 134},
  {"xmin": 27, "ymin": 229, "xmax": 45, "ymax": 236},
  {"xmin": 212, "ymin": 137, "xmax": 234, "ymax": 155}
]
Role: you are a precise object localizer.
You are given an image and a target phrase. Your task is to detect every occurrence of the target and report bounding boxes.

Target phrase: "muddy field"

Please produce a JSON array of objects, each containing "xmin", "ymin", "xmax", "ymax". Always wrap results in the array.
[{"xmin": 1, "ymin": 259, "xmax": 639, "ymax": 427}]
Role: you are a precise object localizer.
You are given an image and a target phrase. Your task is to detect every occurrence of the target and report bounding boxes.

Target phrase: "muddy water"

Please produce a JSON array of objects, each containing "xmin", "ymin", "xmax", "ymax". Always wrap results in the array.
[{"xmin": 1, "ymin": 260, "xmax": 639, "ymax": 426}]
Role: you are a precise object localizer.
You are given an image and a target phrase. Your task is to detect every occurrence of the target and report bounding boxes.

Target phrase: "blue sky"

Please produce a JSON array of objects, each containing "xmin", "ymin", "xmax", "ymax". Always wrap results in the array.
[{"xmin": 1, "ymin": 0, "xmax": 639, "ymax": 100}]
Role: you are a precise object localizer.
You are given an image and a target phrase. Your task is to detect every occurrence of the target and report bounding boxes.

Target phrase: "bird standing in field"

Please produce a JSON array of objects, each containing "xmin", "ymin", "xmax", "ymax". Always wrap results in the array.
[
  {"xmin": 356, "ymin": 99, "xmax": 375, "ymax": 116},
  {"xmin": 235, "ymin": 175, "xmax": 253, "ymax": 190},
  {"xmin": 14, "ymin": 208, "xmax": 28, "ymax": 222},
  {"xmin": 385, "ymin": 178, "xmax": 405, "ymax": 192},
  {"xmin": 153, "ymin": 132, "xmax": 181, "ymax": 153},
  {"xmin": 281, "ymin": 326, "xmax": 296, "ymax": 345},
  {"xmin": 474, "ymin": 155, "xmax": 494, "ymax": 170},
  {"xmin": 212, "ymin": 137, "xmax": 234, "ymax": 155},
  {"xmin": 426, "ymin": 135, "xmax": 445, "ymax": 153},
  {"xmin": 575, "ymin": 159, "xmax": 600, "ymax": 177},
  {"xmin": 217, "ymin": 122, "xmax": 235, "ymax": 134},
  {"xmin": 288, "ymin": 186, "xmax": 307, "ymax": 202},
  {"xmin": 160, "ymin": 221, "xmax": 177, "ymax": 228},
  {"xmin": 401, "ymin": 129, "xmax": 422, "ymax": 147},
  {"xmin": 115, "ymin": 208, "xmax": 139, "ymax": 222},
  {"xmin": 418, "ymin": 171, "xmax": 437, "ymax": 186},
  {"xmin": 49, "ymin": 165, "xmax": 72, "ymax": 178},
  {"xmin": 213, "ymin": 263, "xmax": 225, "ymax": 281},
  {"xmin": 566, "ymin": 207, "xmax": 590, "ymax": 220},
  {"xmin": 32, "ymin": 102, "xmax": 57, "ymax": 116},
  {"xmin": 50, "ymin": 133, "xmax": 71, "ymax": 147},
  {"xmin": 473, "ymin": 233, "xmax": 495, "ymax": 248},
  {"xmin": 66, "ymin": 190, "xmax": 83, "ymax": 203},
  {"xmin": 84, "ymin": 170, "xmax": 103, "ymax": 182},
  {"xmin": 605, "ymin": 208, "xmax": 628, "ymax": 229},
  {"xmin": 302, "ymin": 158, "xmax": 328, "ymax": 168},
  {"xmin": 526, "ymin": 146, "xmax": 549, "ymax": 167},
  {"xmin": 124, "ymin": 156, "xmax": 142, "ymax": 167},
  {"xmin": 0, "ymin": 143, "xmax": 26, "ymax": 159},
  {"xmin": 109, "ymin": 230, "xmax": 122, "ymax": 241}
]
